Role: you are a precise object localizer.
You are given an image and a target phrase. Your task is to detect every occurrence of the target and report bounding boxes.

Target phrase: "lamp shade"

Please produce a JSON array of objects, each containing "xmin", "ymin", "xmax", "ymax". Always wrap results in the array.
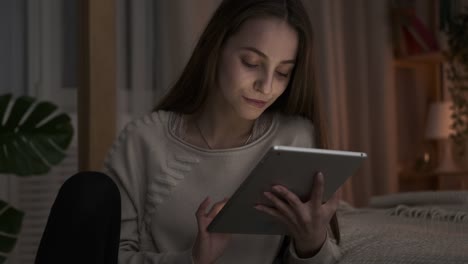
[{"xmin": 425, "ymin": 101, "xmax": 454, "ymax": 139}]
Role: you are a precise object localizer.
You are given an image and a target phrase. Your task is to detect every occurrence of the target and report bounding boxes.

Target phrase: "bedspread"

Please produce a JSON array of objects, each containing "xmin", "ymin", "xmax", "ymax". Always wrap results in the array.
[{"xmin": 336, "ymin": 191, "xmax": 468, "ymax": 264}]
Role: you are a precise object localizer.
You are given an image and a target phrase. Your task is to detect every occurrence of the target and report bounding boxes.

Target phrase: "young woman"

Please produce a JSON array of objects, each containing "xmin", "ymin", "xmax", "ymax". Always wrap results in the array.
[{"xmin": 35, "ymin": 0, "xmax": 341, "ymax": 263}]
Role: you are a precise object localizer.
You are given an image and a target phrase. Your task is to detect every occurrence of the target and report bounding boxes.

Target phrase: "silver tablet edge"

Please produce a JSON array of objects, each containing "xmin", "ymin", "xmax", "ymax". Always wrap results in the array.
[{"xmin": 273, "ymin": 145, "xmax": 367, "ymax": 158}]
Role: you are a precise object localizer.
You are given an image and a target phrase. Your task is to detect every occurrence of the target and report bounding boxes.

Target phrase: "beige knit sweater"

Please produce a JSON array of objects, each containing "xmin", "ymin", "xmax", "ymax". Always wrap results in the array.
[{"xmin": 103, "ymin": 111, "xmax": 341, "ymax": 264}]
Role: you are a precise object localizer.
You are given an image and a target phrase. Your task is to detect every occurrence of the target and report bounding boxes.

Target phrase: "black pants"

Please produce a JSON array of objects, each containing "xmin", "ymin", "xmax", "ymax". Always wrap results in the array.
[{"xmin": 34, "ymin": 171, "xmax": 121, "ymax": 264}]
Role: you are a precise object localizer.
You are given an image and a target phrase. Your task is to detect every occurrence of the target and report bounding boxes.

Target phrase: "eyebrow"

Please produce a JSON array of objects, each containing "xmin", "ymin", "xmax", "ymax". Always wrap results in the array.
[{"xmin": 240, "ymin": 47, "xmax": 295, "ymax": 64}]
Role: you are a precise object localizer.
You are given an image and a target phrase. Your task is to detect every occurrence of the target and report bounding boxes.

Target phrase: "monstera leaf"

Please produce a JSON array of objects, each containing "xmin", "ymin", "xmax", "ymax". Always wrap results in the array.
[
  {"xmin": 0, "ymin": 200, "xmax": 23, "ymax": 264},
  {"xmin": 0, "ymin": 94, "xmax": 74, "ymax": 176}
]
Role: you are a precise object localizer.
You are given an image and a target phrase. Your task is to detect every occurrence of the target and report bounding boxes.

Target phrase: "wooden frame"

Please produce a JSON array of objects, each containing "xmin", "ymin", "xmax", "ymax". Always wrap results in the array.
[{"xmin": 78, "ymin": 0, "xmax": 117, "ymax": 171}]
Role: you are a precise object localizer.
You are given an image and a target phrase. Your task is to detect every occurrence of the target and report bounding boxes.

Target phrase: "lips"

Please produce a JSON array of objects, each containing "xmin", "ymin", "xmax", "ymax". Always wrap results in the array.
[{"xmin": 243, "ymin": 96, "xmax": 267, "ymax": 108}]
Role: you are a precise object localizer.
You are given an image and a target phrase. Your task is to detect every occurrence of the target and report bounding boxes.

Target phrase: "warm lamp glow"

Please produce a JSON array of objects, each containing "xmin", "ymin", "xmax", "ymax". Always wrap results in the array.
[
  {"xmin": 425, "ymin": 101, "xmax": 459, "ymax": 173},
  {"xmin": 425, "ymin": 101, "xmax": 454, "ymax": 139}
]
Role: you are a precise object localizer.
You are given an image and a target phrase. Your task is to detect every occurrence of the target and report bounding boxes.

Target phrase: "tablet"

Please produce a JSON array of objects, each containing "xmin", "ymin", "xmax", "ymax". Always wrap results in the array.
[{"xmin": 207, "ymin": 145, "xmax": 367, "ymax": 235}]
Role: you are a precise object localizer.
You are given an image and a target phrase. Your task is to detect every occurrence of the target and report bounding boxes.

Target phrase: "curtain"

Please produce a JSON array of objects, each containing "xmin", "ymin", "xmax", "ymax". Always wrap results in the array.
[
  {"xmin": 0, "ymin": 0, "xmax": 27, "ymax": 97},
  {"xmin": 306, "ymin": 0, "xmax": 398, "ymax": 206},
  {"xmin": 116, "ymin": 0, "xmax": 221, "ymax": 130},
  {"xmin": 0, "ymin": 0, "xmax": 26, "ymax": 205}
]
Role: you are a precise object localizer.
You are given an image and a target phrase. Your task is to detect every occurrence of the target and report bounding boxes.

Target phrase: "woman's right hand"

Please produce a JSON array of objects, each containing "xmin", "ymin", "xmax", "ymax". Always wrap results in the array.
[{"xmin": 192, "ymin": 197, "xmax": 232, "ymax": 264}]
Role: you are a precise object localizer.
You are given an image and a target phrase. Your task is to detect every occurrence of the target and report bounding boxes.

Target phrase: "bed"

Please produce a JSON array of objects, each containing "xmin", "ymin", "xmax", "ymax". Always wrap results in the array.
[{"xmin": 336, "ymin": 191, "xmax": 468, "ymax": 264}]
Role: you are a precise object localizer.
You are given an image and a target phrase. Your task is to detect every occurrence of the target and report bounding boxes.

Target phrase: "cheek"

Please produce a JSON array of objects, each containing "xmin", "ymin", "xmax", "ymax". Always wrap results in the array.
[
  {"xmin": 272, "ymin": 82, "xmax": 288, "ymax": 99},
  {"xmin": 219, "ymin": 59, "xmax": 253, "ymax": 93}
]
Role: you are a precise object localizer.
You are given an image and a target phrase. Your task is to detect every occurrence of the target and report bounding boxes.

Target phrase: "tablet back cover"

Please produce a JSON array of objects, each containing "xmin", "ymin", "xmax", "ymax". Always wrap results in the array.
[{"xmin": 207, "ymin": 146, "xmax": 366, "ymax": 235}]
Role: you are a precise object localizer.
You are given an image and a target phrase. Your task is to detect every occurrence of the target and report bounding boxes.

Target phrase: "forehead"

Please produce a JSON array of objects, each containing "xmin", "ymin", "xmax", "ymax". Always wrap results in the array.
[{"xmin": 226, "ymin": 17, "xmax": 299, "ymax": 60}]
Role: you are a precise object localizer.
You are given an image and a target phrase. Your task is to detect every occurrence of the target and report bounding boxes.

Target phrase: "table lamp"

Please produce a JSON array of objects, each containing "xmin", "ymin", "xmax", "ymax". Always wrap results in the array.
[{"xmin": 425, "ymin": 101, "xmax": 459, "ymax": 173}]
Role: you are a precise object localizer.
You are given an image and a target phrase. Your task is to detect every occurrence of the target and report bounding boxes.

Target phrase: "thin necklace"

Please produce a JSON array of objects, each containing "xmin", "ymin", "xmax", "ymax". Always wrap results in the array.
[{"xmin": 194, "ymin": 120, "xmax": 253, "ymax": 149}]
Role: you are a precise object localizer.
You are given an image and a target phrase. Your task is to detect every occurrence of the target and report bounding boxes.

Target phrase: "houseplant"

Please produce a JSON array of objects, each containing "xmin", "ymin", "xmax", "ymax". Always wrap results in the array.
[
  {"xmin": 444, "ymin": 9, "xmax": 468, "ymax": 158},
  {"xmin": 0, "ymin": 93, "xmax": 74, "ymax": 263}
]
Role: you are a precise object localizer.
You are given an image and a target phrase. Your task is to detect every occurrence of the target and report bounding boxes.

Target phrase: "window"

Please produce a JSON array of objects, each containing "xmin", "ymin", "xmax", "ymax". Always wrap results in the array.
[{"xmin": 5, "ymin": 1, "xmax": 79, "ymax": 263}]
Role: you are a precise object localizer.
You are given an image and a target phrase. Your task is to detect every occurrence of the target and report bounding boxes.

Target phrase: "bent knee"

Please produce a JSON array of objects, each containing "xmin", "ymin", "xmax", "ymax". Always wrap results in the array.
[{"xmin": 60, "ymin": 171, "xmax": 120, "ymax": 213}]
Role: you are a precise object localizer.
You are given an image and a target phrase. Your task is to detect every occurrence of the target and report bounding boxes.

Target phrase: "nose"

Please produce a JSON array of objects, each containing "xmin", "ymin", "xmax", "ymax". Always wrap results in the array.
[{"xmin": 254, "ymin": 71, "xmax": 273, "ymax": 94}]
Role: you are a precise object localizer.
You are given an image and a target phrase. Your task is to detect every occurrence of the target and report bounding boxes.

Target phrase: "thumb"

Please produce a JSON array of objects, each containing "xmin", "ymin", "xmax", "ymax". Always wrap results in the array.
[{"xmin": 207, "ymin": 198, "xmax": 228, "ymax": 219}]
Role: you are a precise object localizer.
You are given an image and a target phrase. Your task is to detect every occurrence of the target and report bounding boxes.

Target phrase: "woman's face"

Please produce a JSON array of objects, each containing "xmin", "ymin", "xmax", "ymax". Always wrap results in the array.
[{"xmin": 214, "ymin": 17, "xmax": 298, "ymax": 120}]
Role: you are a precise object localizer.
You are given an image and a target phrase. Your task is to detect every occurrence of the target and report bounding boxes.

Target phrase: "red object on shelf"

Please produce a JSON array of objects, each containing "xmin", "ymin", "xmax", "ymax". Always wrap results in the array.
[
  {"xmin": 392, "ymin": 4, "xmax": 440, "ymax": 57},
  {"xmin": 402, "ymin": 26, "xmax": 425, "ymax": 55},
  {"xmin": 408, "ymin": 14, "xmax": 440, "ymax": 51}
]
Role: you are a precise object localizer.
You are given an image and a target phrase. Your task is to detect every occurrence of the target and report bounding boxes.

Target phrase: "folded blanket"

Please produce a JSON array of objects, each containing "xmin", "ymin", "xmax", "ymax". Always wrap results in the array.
[
  {"xmin": 369, "ymin": 191, "xmax": 468, "ymax": 208},
  {"xmin": 387, "ymin": 204, "xmax": 468, "ymax": 223},
  {"xmin": 336, "ymin": 191, "xmax": 468, "ymax": 264}
]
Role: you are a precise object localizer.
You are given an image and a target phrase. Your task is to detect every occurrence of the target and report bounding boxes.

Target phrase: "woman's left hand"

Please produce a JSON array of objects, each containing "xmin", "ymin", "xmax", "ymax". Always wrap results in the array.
[{"xmin": 254, "ymin": 172, "xmax": 340, "ymax": 258}]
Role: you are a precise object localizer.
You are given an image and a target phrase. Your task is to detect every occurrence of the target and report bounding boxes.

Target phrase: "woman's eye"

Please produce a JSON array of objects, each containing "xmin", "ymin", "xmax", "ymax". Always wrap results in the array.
[
  {"xmin": 242, "ymin": 60, "xmax": 258, "ymax": 68},
  {"xmin": 276, "ymin": 71, "xmax": 289, "ymax": 78}
]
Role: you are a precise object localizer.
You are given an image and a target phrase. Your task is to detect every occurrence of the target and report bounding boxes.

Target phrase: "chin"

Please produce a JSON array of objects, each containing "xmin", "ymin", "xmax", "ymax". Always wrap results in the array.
[{"xmin": 239, "ymin": 108, "xmax": 264, "ymax": 121}]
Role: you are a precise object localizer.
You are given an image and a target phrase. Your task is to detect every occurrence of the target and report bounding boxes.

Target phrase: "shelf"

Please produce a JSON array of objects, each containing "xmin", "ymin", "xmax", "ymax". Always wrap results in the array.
[
  {"xmin": 398, "ymin": 170, "xmax": 438, "ymax": 192},
  {"xmin": 437, "ymin": 172, "xmax": 468, "ymax": 190},
  {"xmin": 394, "ymin": 51, "xmax": 446, "ymax": 67}
]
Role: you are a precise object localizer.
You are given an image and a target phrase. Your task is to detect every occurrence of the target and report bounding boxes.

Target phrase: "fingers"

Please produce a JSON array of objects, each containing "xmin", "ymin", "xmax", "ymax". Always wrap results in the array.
[
  {"xmin": 263, "ymin": 191, "xmax": 298, "ymax": 226},
  {"xmin": 207, "ymin": 198, "xmax": 228, "ymax": 219},
  {"xmin": 323, "ymin": 191, "xmax": 340, "ymax": 218},
  {"xmin": 195, "ymin": 197, "xmax": 211, "ymax": 235},
  {"xmin": 254, "ymin": 203, "xmax": 296, "ymax": 232},
  {"xmin": 196, "ymin": 197, "xmax": 229, "ymax": 234},
  {"xmin": 196, "ymin": 196, "xmax": 211, "ymax": 219},
  {"xmin": 270, "ymin": 185, "xmax": 307, "ymax": 219},
  {"xmin": 272, "ymin": 185, "xmax": 304, "ymax": 207},
  {"xmin": 310, "ymin": 172, "xmax": 324, "ymax": 208}
]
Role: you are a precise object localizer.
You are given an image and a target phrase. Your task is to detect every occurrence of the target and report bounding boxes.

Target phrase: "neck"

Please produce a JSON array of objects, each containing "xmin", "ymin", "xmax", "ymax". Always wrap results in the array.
[{"xmin": 190, "ymin": 95, "xmax": 255, "ymax": 149}]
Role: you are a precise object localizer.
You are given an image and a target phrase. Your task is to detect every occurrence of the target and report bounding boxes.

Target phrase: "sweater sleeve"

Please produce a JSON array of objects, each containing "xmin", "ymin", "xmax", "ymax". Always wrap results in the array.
[
  {"xmin": 103, "ymin": 118, "xmax": 194, "ymax": 264},
  {"xmin": 285, "ymin": 233, "xmax": 341, "ymax": 264}
]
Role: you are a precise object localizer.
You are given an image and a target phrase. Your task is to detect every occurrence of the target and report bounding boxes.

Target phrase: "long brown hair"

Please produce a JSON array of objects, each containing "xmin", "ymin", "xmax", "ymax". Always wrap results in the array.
[{"xmin": 155, "ymin": 0, "xmax": 340, "ymax": 244}]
